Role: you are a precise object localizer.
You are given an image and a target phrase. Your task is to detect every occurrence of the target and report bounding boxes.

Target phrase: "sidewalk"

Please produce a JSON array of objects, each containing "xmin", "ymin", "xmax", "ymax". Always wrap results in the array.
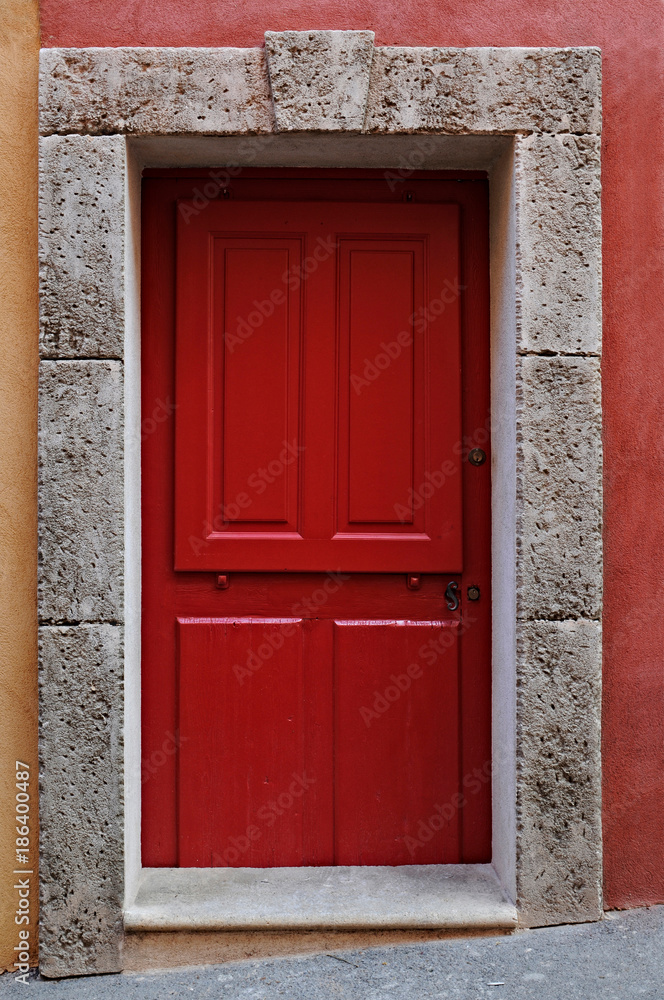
[{"xmin": 2, "ymin": 904, "xmax": 661, "ymax": 998}]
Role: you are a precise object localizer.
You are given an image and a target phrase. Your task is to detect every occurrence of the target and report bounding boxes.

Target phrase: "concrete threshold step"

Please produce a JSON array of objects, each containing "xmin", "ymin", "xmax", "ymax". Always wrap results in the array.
[{"xmin": 124, "ymin": 863, "xmax": 517, "ymax": 932}]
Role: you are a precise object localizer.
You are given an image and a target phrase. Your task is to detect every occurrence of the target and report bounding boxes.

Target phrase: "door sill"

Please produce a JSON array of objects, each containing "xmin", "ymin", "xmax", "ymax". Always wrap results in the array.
[{"xmin": 124, "ymin": 864, "xmax": 517, "ymax": 931}]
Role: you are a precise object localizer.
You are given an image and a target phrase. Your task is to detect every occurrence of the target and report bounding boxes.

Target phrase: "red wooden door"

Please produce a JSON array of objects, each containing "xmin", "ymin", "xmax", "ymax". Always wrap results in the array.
[{"xmin": 141, "ymin": 171, "xmax": 491, "ymax": 869}]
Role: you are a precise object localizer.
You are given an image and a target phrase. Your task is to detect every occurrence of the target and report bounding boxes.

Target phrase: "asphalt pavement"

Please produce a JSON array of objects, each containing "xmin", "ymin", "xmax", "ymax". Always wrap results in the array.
[{"xmin": 1, "ymin": 904, "xmax": 662, "ymax": 998}]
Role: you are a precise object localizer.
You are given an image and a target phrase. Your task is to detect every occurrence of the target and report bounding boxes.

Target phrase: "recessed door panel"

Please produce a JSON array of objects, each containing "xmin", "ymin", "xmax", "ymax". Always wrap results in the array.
[
  {"xmin": 216, "ymin": 241, "xmax": 302, "ymax": 528},
  {"xmin": 339, "ymin": 242, "xmax": 420, "ymax": 527},
  {"xmin": 177, "ymin": 616, "xmax": 333, "ymax": 867},
  {"xmin": 333, "ymin": 620, "xmax": 461, "ymax": 865}
]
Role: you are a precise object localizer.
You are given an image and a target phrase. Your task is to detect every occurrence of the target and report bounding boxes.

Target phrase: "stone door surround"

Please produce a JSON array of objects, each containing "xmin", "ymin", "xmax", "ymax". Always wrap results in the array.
[{"xmin": 38, "ymin": 31, "xmax": 602, "ymax": 976}]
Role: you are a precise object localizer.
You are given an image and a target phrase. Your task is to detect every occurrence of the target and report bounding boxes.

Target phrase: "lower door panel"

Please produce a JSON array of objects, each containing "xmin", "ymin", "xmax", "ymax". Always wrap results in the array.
[{"xmin": 177, "ymin": 615, "xmax": 459, "ymax": 867}]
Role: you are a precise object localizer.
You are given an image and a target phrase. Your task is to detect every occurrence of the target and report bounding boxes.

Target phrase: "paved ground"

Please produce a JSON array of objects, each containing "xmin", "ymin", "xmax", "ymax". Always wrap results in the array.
[{"xmin": 2, "ymin": 905, "xmax": 662, "ymax": 998}]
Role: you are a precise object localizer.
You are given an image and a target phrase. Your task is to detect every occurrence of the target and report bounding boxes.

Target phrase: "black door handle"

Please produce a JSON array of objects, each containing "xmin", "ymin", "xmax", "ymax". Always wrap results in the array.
[{"xmin": 445, "ymin": 580, "xmax": 460, "ymax": 611}]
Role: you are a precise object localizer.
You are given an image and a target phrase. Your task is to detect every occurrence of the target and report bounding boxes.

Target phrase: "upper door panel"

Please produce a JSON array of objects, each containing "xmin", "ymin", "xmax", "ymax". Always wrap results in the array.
[{"xmin": 175, "ymin": 200, "xmax": 462, "ymax": 572}]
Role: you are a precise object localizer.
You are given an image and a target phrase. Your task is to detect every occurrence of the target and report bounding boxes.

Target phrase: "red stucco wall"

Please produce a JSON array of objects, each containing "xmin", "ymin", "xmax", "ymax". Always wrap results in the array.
[{"xmin": 39, "ymin": 0, "xmax": 664, "ymax": 911}]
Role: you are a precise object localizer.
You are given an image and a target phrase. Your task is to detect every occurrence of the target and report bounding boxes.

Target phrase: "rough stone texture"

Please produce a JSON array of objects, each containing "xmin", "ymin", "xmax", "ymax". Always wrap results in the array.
[
  {"xmin": 40, "ymin": 135, "xmax": 125, "ymax": 358},
  {"xmin": 39, "ymin": 361, "xmax": 123, "ymax": 623},
  {"xmin": 517, "ymin": 356, "xmax": 602, "ymax": 622},
  {"xmin": 516, "ymin": 620, "xmax": 602, "ymax": 926},
  {"xmin": 40, "ymin": 47, "xmax": 273, "ymax": 137},
  {"xmin": 39, "ymin": 44, "xmax": 602, "ymax": 141},
  {"xmin": 39, "ymin": 624, "xmax": 124, "ymax": 976},
  {"xmin": 364, "ymin": 47, "xmax": 601, "ymax": 136},
  {"xmin": 265, "ymin": 30, "xmax": 375, "ymax": 132},
  {"xmin": 516, "ymin": 133, "xmax": 602, "ymax": 355}
]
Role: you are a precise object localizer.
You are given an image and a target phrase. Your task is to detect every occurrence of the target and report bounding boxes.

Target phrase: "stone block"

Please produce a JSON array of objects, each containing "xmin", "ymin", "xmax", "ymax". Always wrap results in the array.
[
  {"xmin": 40, "ymin": 135, "xmax": 125, "ymax": 358},
  {"xmin": 516, "ymin": 619, "xmax": 602, "ymax": 926},
  {"xmin": 516, "ymin": 133, "xmax": 602, "ymax": 355},
  {"xmin": 39, "ymin": 624, "xmax": 124, "ymax": 976},
  {"xmin": 517, "ymin": 356, "xmax": 602, "ymax": 621},
  {"xmin": 365, "ymin": 47, "xmax": 601, "ymax": 135},
  {"xmin": 39, "ymin": 361, "xmax": 123, "ymax": 623},
  {"xmin": 40, "ymin": 47, "xmax": 273, "ymax": 137},
  {"xmin": 265, "ymin": 30, "xmax": 375, "ymax": 132}
]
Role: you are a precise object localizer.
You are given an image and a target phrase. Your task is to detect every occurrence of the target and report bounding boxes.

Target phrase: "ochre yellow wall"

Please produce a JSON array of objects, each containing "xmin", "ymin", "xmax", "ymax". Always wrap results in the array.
[{"xmin": 0, "ymin": 0, "xmax": 40, "ymax": 973}]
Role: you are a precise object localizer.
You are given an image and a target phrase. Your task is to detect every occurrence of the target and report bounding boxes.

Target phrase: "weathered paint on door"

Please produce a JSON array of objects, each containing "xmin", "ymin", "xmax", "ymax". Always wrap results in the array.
[{"xmin": 141, "ymin": 172, "xmax": 491, "ymax": 868}]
